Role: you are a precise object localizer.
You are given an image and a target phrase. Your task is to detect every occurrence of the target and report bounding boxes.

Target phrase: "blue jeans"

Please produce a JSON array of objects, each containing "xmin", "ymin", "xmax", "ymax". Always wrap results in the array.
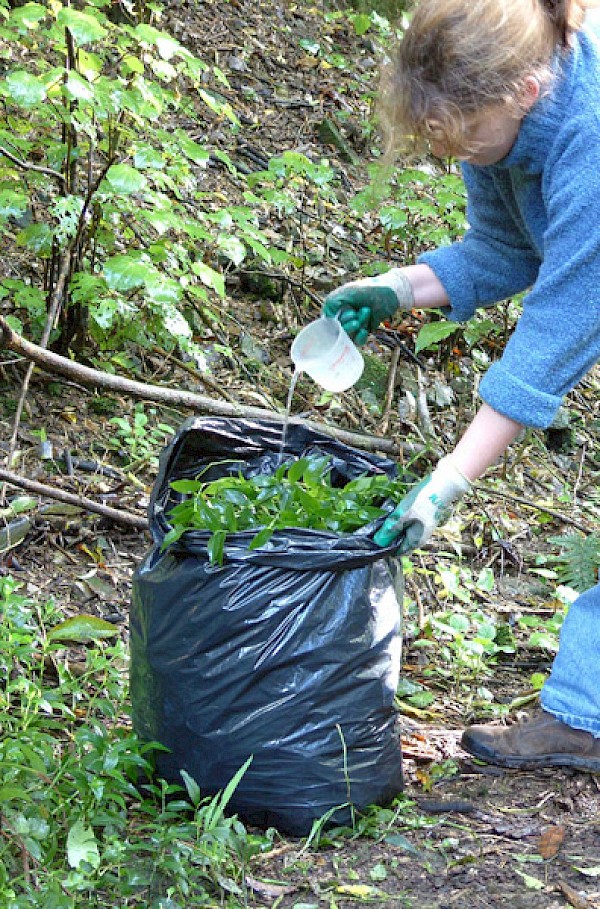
[{"xmin": 541, "ymin": 582, "xmax": 600, "ymax": 736}]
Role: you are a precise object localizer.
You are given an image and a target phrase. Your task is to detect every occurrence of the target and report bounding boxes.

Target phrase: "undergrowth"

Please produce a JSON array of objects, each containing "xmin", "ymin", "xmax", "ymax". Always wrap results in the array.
[{"xmin": 0, "ymin": 576, "xmax": 271, "ymax": 908}]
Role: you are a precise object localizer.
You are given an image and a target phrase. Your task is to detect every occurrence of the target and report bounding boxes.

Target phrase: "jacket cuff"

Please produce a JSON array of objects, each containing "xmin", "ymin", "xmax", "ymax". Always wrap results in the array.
[
  {"xmin": 479, "ymin": 363, "xmax": 563, "ymax": 429},
  {"xmin": 417, "ymin": 247, "xmax": 478, "ymax": 322}
]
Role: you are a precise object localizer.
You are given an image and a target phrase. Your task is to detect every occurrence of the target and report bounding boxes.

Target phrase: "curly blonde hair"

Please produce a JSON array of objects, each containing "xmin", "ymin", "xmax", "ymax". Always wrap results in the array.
[{"xmin": 380, "ymin": 0, "xmax": 594, "ymax": 154}]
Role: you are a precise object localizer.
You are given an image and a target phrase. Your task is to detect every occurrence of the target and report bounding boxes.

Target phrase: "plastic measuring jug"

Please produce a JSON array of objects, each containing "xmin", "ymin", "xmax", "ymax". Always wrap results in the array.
[{"xmin": 291, "ymin": 317, "xmax": 364, "ymax": 392}]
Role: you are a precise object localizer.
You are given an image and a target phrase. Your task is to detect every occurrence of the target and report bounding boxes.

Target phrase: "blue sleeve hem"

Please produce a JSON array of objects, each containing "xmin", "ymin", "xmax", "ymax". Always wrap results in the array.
[
  {"xmin": 417, "ymin": 248, "xmax": 478, "ymax": 322},
  {"xmin": 479, "ymin": 363, "xmax": 563, "ymax": 428}
]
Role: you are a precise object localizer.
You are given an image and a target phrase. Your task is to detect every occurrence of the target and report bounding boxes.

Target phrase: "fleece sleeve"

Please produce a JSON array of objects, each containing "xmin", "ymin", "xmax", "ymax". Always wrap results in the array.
[
  {"xmin": 479, "ymin": 123, "xmax": 600, "ymax": 427},
  {"xmin": 417, "ymin": 164, "xmax": 541, "ymax": 321}
]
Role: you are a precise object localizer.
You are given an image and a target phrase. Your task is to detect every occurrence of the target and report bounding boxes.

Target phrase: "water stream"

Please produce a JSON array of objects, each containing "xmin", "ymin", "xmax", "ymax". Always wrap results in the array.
[{"xmin": 277, "ymin": 368, "xmax": 301, "ymax": 464}]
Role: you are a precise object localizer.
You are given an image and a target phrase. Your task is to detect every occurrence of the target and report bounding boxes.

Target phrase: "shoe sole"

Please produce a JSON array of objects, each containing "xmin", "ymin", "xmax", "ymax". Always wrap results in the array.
[{"xmin": 463, "ymin": 740, "xmax": 600, "ymax": 772}]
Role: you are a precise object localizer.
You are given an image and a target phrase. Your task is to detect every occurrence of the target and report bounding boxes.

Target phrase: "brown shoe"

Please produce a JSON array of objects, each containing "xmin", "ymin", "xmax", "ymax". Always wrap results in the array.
[{"xmin": 461, "ymin": 710, "xmax": 600, "ymax": 771}]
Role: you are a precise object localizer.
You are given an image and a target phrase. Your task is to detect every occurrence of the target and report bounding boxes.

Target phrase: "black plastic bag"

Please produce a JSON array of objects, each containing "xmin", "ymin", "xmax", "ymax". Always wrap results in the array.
[{"xmin": 130, "ymin": 417, "xmax": 404, "ymax": 835}]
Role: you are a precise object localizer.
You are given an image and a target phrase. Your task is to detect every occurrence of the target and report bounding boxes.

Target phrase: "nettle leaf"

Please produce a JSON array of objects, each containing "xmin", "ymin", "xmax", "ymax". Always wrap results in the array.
[
  {"xmin": 414, "ymin": 320, "xmax": 459, "ymax": 354},
  {"xmin": 104, "ymin": 256, "xmax": 152, "ymax": 291},
  {"xmin": 170, "ymin": 479, "xmax": 202, "ymax": 494},
  {"xmin": 207, "ymin": 529, "xmax": 226, "ymax": 566},
  {"xmin": 145, "ymin": 275, "xmax": 182, "ymax": 306},
  {"xmin": 163, "ymin": 307, "xmax": 191, "ymax": 339},
  {"xmin": 4, "ymin": 71, "xmax": 47, "ymax": 107},
  {"xmin": 134, "ymin": 144, "xmax": 165, "ymax": 170},
  {"xmin": 8, "ymin": 2, "xmax": 47, "ymax": 30},
  {"xmin": 63, "ymin": 72, "xmax": 95, "ymax": 103},
  {"xmin": 0, "ymin": 188, "xmax": 28, "ymax": 221},
  {"xmin": 57, "ymin": 8, "xmax": 107, "ymax": 46},
  {"xmin": 133, "ymin": 23, "xmax": 182, "ymax": 60},
  {"xmin": 70, "ymin": 273, "xmax": 107, "ymax": 304},
  {"xmin": 248, "ymin": 527, "xmax": 273, "ymax": 550},
  {"xmin": 90, "ymin": 298, "xmax": 119, "ymax": 331},
  {"xmin": 176, "ymin": 132, "xmax": 210, "ymax": 166},
  {"xmin": 218, "ymin": 235, "xmax": 246, "ymax": 266},
  {"xmin": 150, "ymin": 58, "xmax": 177, "ymax": 82},
  {"xmin": 166, "ymin": 456, "xmax": 405, "ymax": 563},
  {"xmin": 191, "ymin": 261, "xmax": 225, "ymax": 297},
  {"xmin": 16, "ymin": 222, "xmax": 53, "ymax": 255},
  {"xmin": 103, "ymin": 163, "xmax": 148, "ymax": 194}
]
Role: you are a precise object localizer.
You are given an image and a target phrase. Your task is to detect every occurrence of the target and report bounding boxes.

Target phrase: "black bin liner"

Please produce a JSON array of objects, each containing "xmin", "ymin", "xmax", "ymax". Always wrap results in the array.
[{"xmin": 130, "ymin": 417, "xmax": 404, "ymax": 835}]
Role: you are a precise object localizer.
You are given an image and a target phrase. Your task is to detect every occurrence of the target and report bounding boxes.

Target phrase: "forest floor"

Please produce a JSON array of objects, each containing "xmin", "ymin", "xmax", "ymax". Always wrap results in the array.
[{"xmin": 2, "ymin": 0, "xmax": 600, "ymax": 907}]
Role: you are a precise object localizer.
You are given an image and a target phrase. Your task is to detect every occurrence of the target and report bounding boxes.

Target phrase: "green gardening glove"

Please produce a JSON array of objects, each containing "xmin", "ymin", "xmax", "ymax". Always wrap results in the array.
[
  {"xmin": 323, "ymin": 270, "xmax": 415, "ymax": 345},
  {"xmin": 374, "ymin": 457, "xmax": 471, "ymax": 553}
]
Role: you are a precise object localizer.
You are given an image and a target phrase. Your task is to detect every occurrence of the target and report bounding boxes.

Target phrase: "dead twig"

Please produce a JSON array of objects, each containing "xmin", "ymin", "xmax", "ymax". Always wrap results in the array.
[
  {"xmin": 556, "ymin": 880, "xmax": 596, "ymax": 909},
  {"xmin": 416, "ymin": 366, "xmax": 437, "ymax": 441},
  {"xmin": 5, "ymin": 245, "xmax": 74, "ymax": 470},
  {"xmin": 476, "ymin": 484, "xmax": 591, "ymax": 533},
  {"xmin": 0, "ymin": 468, "xmax": 148, "ymax": 530},
  {"xmin": 380, "ymin": 346, "xmax": 401, "ymax": 436},
  {"xmin": 0, "ymin": 145, "xmax": 66, "ymax": 185},
  {"xmin": 0, "ymin": 316, "xmax": 427, "ymax": 459}
]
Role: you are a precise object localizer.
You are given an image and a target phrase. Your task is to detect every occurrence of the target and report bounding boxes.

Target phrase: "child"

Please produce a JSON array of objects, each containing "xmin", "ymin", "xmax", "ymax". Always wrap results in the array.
[{"xmin": 324, "ymin": 0, "xmax": 600, "ymax": 769}]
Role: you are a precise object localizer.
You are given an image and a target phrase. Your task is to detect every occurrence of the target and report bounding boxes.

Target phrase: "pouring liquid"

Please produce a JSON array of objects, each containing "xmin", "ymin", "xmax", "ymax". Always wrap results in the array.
[{"xmin": 278, "ymin": 368, "xmax": 301, "ymax": 464}]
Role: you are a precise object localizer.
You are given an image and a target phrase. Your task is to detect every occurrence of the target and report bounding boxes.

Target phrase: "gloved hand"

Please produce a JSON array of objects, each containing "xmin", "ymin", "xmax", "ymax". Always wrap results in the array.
[
  {"xmin": 374, "ymin": 456, "xmax": 471, "ymax": 552},
  {"xmin": 322, "ymin": 269, "xmax": 415, "ymax": 345}
]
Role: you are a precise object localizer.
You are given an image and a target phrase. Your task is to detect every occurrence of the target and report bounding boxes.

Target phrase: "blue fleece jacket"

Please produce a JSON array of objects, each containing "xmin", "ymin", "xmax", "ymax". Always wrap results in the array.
[{"xmin": 418, "ymin": 28, "xmax": 600, "ymax": 428}]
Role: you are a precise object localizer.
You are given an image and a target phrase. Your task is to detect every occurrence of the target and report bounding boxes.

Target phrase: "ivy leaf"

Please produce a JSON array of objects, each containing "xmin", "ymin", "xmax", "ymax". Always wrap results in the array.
[
  {"xmin": 4, "ymin": 71, "xmax": 47, "ymax": 107},
  {"xmin": 415, "ymin": 320, "xmax": 459, "ymax": 354},
  {"xmin": 66, "ymin": 820, "xmax": 101, "ymax": 869},
  {"xmin": 104, "ymin": 256, "xmax": 152, "ymax": 291},
  {"xmin": 103, "ymin": 164, "xmax": 148, "ymax": 195},
  {"xmin": 57, "ymin": 8, "xmax": 107, "ymax": 46}
]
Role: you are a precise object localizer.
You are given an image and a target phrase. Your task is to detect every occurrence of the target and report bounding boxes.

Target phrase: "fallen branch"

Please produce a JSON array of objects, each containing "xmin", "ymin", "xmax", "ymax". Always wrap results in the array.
[
  {"xmin": 0, "ymin": 316, "xmax": 425, "ymax": 459},
  {"xmin": 556, "ymin": 880, "xmax": 595, "ymax": 909},
  {"xmin": 0, "ymin": 468, "xmax": 148, "ymax": 530},
  {"xmin": 0, "ymin": 144, "xmax": 66, "ymax": 185},
  {"xmin": 476, "ymin": 484, "xmax": 591, "ymax": 533}
]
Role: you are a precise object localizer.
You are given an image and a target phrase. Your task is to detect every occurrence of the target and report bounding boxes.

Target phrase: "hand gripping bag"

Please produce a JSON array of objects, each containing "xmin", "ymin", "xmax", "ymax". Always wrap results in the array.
[{"xmin": 130, "ymin": 417, "xmax": 404, "ymax": 835}]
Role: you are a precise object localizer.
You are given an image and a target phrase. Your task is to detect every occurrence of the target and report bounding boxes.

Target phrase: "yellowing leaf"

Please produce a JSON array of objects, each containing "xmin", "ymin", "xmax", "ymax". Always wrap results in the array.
[
  {"xmin": 48, "ymin": 615, "xmax": 119, "ymax": 643},
  {"xmin": 336, "ymin": 884, "xmax": 381, "ymax": 898}
]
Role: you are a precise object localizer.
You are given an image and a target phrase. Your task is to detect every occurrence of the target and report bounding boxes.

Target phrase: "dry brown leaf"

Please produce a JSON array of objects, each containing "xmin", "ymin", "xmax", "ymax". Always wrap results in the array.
[{"xmin": 538, "ymin": 824, "xmax": 566, "ymax": 859}]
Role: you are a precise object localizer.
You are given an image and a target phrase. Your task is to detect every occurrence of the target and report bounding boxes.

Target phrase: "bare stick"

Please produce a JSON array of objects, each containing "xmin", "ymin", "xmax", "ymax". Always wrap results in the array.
[
  {"xmin": 0, "ymin": 468, "xmax": 148, "ymax": 530},
  {"xmin": 0, "ymin": 145, "xmax": 66, "ymax": 185},
  {"xmin": 0, "ymin": 316, "xmax": 426, "ymax": 459},
  {"xmin": 380, "ymin": 346, "xmax": 401, "ymax": 436}
]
